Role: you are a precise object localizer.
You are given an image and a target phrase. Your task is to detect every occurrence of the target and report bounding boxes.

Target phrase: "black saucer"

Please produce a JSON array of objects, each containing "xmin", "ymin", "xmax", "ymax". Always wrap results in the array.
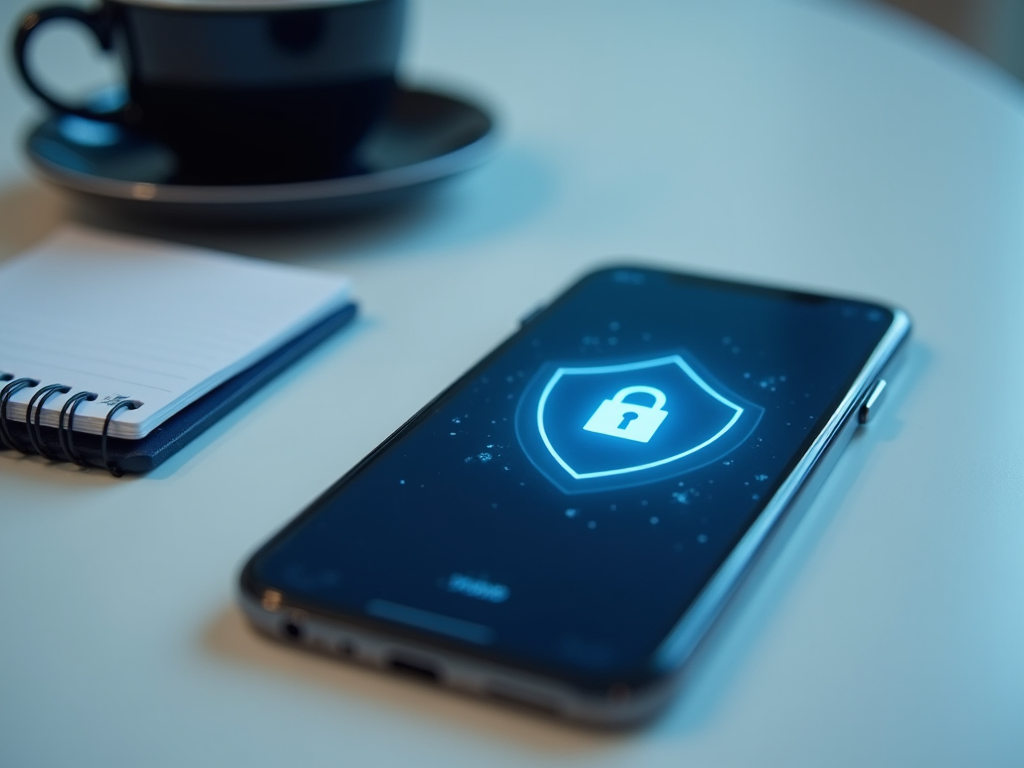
[{"xmin": 25, "ymin": 86, "xmax": 496, "ymax": 223}]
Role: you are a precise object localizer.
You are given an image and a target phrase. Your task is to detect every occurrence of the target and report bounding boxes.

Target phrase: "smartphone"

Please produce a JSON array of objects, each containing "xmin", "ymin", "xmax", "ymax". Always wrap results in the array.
[{"xmin": 238, "ymin": 266, "xmax": 910, "ymax": 726}]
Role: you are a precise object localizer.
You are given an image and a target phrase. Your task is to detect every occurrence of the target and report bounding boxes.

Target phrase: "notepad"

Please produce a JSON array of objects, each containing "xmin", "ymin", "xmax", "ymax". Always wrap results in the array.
[{"xmin": 0, "ymin": 226, "xmax": 353, "ymax": 453}]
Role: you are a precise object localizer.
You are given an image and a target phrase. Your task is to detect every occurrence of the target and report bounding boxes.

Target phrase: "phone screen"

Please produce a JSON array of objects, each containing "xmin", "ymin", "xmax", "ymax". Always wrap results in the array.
[{"xmin": 247, "ymin": 268, "xmax": 898, "ymax": 690}]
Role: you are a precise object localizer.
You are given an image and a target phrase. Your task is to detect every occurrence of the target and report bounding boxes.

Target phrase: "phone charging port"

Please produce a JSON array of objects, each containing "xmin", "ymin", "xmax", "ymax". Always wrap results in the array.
[{"xmin": 389, "ymin": 656, "xmax": 440, "ymax": 684}]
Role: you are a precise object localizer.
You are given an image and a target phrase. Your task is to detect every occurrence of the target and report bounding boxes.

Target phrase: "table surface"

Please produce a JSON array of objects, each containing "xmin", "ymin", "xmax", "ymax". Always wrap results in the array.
[{"xmin": 2, "ymin": 1, "xmax": 1022, "ymax": 766}]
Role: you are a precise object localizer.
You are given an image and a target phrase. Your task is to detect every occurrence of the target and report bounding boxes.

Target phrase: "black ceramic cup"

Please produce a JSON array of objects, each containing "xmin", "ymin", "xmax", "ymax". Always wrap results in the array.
[{"xmin": 15, "ymin": 0, "xmax": 406, "ymax": 184}]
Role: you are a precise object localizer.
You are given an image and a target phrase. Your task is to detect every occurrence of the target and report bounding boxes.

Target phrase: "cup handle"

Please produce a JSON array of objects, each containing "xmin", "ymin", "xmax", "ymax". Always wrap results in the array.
[{"xmin": 14, "ymin": 5, "xmax": 140, "ymax": 124}]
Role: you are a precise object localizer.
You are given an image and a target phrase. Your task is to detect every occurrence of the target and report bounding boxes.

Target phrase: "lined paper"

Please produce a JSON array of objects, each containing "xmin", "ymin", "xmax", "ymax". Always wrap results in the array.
[{"xmin": 0, "ymin": 227, "xmax": 350, "ymax": 439}]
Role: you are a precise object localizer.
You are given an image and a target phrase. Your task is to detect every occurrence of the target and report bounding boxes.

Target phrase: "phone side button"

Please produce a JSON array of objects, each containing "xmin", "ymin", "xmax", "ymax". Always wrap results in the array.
[{"xmin": 858, "ymin": 379, "xmax": 888, "ymax": 425}]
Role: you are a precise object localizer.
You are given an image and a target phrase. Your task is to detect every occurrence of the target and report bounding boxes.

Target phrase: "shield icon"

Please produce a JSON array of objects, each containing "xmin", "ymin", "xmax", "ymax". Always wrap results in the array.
[{"xmin": 515, "ymin": 352, "xmax": 763, "ymax": 493}]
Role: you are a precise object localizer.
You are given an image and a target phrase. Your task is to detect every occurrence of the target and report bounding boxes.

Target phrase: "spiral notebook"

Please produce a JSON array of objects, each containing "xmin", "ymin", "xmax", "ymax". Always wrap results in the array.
[{"xmin": 0, "ymin": 227, "xmax": 356, "ymax": 474}]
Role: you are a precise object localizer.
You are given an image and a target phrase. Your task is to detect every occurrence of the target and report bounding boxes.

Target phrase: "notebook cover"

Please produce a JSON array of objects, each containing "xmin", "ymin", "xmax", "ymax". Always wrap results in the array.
[{"xmin": 1, "ymin": 302, "xmax": 358, "ymax": 473}]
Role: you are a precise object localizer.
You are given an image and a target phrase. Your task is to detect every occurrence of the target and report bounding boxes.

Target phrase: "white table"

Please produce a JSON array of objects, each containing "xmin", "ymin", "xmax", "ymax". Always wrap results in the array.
[{"xmin": 2, "ymin": 1, "xmax": 1022, "ymax": 765}]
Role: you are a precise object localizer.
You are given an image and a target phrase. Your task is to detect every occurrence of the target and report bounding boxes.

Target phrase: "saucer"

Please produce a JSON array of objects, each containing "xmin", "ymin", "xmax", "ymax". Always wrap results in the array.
[{"xmin": 24, "ymin": 86, "xmax": 496, "ymax": 223}]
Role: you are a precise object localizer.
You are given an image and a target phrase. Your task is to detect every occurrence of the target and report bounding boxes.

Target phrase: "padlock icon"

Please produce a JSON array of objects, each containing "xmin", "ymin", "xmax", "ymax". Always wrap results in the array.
[{"xmin": 583, "ymin": 386, "xmax": 669, "ymax": 443}]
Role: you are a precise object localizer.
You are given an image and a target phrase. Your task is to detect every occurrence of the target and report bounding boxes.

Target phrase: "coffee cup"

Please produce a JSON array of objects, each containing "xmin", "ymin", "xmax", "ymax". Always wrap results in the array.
[{"xmin": 15, "ymin": 0, "xmax": 406, "ymax": 184}]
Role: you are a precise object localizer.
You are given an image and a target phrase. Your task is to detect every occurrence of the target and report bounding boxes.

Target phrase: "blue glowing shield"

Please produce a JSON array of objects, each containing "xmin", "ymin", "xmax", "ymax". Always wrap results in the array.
[{"xmin": 515, "ymin": 353, "xmax": 762, "ymax": 493}]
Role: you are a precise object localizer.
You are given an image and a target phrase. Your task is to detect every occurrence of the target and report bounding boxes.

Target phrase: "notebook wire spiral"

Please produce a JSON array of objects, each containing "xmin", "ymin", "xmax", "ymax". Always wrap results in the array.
[{"xmin": 1, "ymin": 372, "xmax": 141, "ymax": 476}]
